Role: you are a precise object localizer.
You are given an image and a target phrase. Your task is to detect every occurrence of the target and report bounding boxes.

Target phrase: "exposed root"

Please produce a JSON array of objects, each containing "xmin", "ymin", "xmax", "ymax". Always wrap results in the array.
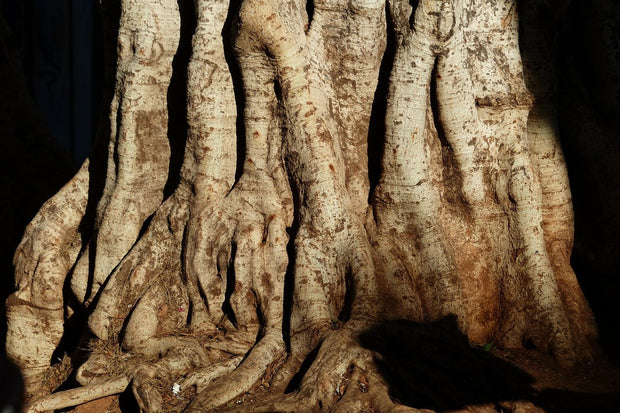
[
  {"xmin": 184, "ymin": 177, "xmax": 290, "ymax": 328},
  {"xmin": 12, "ymin": 159, "xmax": 89, "ymax": 305},
  {"xmin": 221, "ymin": 327, "xmax": 437, "ymax": 413},
  {"xmin": 185, "ymin": 334, "xmax": 286, "ymax": 411},
  {"xmin": 291, "ymin": 328, "xmax": 374, "ymax": 410},
  {"xmin": 25, "ymin": 376, "xmax": 129, "ymax": 413},
  {"xmin": 179, "ymin": 356, "xmax": 244, "ymax": 392},
  {"xmin": 216, "ymin": 328, "xmax": 370, "ymax": 412},
  {"xmin": 176, "ymin": 175, "xmax": 290, "ymax": 410}
]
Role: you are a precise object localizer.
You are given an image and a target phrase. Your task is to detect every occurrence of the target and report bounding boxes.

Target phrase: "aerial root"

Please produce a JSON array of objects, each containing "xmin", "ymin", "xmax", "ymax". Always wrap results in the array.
[{"xmin": 24, "ymin": 376, "xmax": 129, "ymax": 413}]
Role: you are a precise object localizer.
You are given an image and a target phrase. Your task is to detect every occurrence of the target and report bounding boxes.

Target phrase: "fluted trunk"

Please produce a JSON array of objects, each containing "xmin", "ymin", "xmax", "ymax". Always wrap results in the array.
[{"xmin": 7, "ymin": 0, "xmax": 597, "ymax": 411}]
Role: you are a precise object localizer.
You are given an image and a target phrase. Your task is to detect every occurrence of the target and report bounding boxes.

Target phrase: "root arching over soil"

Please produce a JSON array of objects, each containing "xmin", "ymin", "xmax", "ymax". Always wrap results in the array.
[{"xmin": 6, "ymin": 0, "xmax": 602, "ymax": 411}]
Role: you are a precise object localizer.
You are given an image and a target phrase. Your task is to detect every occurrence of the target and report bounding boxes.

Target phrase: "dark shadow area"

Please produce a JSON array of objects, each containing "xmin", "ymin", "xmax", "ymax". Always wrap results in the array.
[
  {"xmin": 80, "ymin": 0, "xmax": 120, "ymax": 318},
  {"xmin": 538, "ymin": 388, "xmax": 620, "ymax": 413},
  {"xmin": 305, "ymin": 0, "xmax": 314, "ymax": 30},
  {"xmin": 360, "ymin": 316, "xmax": 620, "ymax": 412},
  {"xmin": 337, "ymin": 268, "xmax": 355, "ymax": 323},
  {"xmin": 518, "ymin": 0, "xmax": 620, "ymax": 368},
  {"xmin": 408, "ymin": 0, "xmax": 420, "ymax": 29},
  {"xmin": 359, "ymin": 316, "xmax": 537, "ymax": 411},
  {"xmin": 366, "ymin": 1, "xmax": 394, "ymax": 193},
  {"xmin": 163, "ymin": 0, "xmax": 195, "ymax": 198},
  {"xmin": 0, "ymin": 3, "xmax": 78, "ymax": 359},
  {"xmin": 279, "ymin": 76, "xmax": 298, "ymax": 350},
  {"xmin": 118, "ymin": 386, "xmax": 141, "ymax": 412},
  {"xmin": 47, "ymin": 0, "xmax": 120, "ymax": 371},
  {"xmin": 555, "ymin": 0, "xmax": 620, "ymax": 369},
  {"xmin": 282, "ymin": 199, "xmax": 299, "ymax": 351},
  {"xmin": 222, "ymin": 241, "xmax": 239, "ymax": 328},
  {"xmin": 284, "ymin": 340, "xmax": 322, "ymax": 394},
  {"xmin": 0, "ymin": 354, "xmax": 24, "ymax": 412}
]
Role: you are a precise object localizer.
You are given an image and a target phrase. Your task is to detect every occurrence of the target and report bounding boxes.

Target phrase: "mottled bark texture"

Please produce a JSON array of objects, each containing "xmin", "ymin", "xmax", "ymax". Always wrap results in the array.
[{"xmin": 7, "ymin": 0, "xmax": 598, "ymax": 411}]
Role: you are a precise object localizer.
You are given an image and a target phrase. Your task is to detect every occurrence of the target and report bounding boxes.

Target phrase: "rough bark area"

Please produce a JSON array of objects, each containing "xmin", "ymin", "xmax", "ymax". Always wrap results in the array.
[{"xmin": 7, "ymin": 0, "xmax": 599, "ymax": 412}]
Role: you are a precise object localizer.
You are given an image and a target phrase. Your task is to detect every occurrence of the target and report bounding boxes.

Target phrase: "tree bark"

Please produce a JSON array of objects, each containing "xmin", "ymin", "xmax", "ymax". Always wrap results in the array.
[{"xmin": 7, "ymin": 0, "xmax": 598, "ymax": 411}]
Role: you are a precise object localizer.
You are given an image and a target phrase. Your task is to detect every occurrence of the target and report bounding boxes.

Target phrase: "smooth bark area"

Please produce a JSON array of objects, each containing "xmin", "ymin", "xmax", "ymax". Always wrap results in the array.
[{"xmin": 7, "ymin": 0, "xmax": 600, "ymax": 411}]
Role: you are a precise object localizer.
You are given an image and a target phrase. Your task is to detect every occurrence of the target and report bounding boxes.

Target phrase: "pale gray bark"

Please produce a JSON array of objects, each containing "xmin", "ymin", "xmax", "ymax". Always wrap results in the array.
[{"xmin": 7, "ymin": 0, "xmax": 598, "ymax": 411}]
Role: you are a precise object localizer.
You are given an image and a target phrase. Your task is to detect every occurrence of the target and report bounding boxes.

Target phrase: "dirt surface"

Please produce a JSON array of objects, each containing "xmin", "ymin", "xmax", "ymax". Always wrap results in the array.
[
  {"xmin": 72, "ymin": 396, "xmax": 121, "ymax": 413},
  {"xmin": 491, "ymin": 347, "xmax": 620, "ymax": 413}
]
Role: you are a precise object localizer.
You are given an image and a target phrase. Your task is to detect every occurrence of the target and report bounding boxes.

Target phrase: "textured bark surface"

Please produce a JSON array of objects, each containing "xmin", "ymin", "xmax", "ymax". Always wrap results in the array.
[{"xmin": 7, "ymin": 0, "xmax": 604, "ymax": 411}]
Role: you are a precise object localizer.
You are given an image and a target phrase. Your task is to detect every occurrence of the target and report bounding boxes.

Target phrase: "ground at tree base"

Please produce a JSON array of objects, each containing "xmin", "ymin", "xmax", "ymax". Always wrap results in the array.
[{"xmin": 60, "ymin": 340, "xmax": 620, "ymax": 413}]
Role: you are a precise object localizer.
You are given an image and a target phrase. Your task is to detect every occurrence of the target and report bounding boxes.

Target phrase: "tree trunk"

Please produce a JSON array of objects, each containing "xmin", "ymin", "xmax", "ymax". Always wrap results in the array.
[{"xmin": 7, "ymin": 0, "xmax": 598, "ymax": 411}]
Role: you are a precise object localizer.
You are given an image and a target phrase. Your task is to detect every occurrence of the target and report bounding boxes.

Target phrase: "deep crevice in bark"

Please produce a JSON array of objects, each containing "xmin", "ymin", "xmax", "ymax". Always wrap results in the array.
[
  {"xmin": 163, "ymin": 0, "xmax": 194, "ymax": 198},
  {"xmin": 283, "ymin": 340, "xmax": 322, "ymax": 394},
  {"xmin": 225, "ymin": 0, "xmax": 247, "ymax": 185}
]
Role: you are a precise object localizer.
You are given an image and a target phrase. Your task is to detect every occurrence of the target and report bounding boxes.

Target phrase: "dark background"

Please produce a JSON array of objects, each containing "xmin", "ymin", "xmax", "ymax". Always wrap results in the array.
[
  {"xmin": 1, "ymin": 0, "xmax": 98, "ymax": 163},
  {"xmin": 0, "ymin": 0, "xmax": 101, "ymax": 344}
]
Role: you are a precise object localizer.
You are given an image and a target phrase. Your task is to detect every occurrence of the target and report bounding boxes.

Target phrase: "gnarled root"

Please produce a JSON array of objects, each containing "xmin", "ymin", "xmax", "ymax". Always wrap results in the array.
[
  {"xmin": 5, "ymin": 302, "xmax": 64, "ymax": 401},
  {"xmin": 86, "ymin": 194, "xmax": 190, "ymax": 340},
  {"xmin": 77, "ymin": 172, "xmax": 292, "ymax": 412},
  {"xmin": 179, "ymin": 178, "xmax": 291, "ymax": 409},
  {"xmin": 7, "ymin": 161, "xmax": 89, "ymax": 400},
  {"xmin": 223, "ymin": 327, "xmax": 433, "ymax": 413}
]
